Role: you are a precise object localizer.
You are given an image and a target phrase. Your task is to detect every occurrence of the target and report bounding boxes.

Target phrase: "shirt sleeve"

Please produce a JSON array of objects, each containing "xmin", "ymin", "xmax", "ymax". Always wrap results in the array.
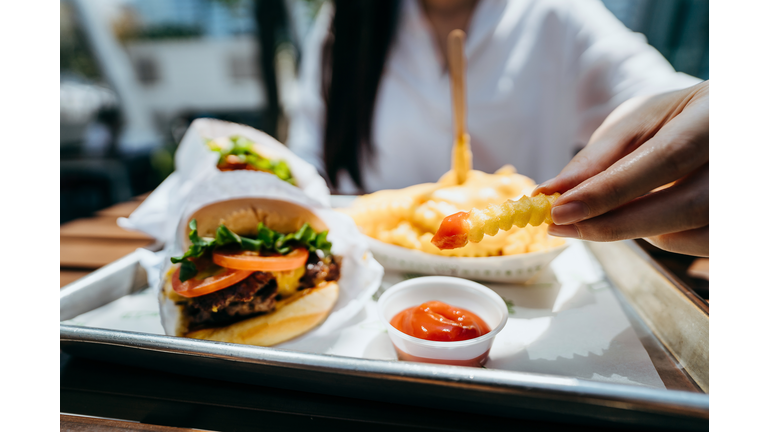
[
  {"xmin": 286, "ymin": 2, "xmax": 334, "ymax": 176},
  {"xmin": 560, "ymin": 0, "xmax": 702, "ymax": 145}
]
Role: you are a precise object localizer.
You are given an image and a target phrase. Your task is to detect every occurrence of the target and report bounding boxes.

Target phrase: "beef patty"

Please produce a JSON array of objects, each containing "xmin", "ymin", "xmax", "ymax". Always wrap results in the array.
[
  {"xmin": 183, "ymin": 272, "xmax": 278, "ymax": 330},
  {"xmin": 181, "ymin": 254, "xmax": 341, "ymax": 331},
  {"xmin": 299, "ymin": 254, "xmax": 341, "ymax": 290}
]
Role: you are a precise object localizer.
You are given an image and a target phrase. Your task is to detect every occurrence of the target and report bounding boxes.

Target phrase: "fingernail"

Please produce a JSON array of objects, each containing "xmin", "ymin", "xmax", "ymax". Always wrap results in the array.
[
  {"xmin": 551, "ymin": 201, "xmax": 589, "ymax": 225},
  {"xmin": 548, "ymin": 224, "xmax": 579, "ymax": 238},
  {"xmin": 535, "ymin": 179, "xmax": 554, "ymax": 192}
]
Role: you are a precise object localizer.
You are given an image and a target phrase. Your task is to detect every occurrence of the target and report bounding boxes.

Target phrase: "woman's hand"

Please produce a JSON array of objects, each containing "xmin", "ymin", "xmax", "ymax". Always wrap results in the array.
[{"xmin": 533, "ymin": 81, "xmax": 709, "ymax": 257}]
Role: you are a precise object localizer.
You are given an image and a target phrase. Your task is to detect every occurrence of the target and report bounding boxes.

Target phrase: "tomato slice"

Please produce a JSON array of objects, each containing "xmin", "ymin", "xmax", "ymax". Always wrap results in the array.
[
  {"xmin": 213, "ymin": 248, "xmax": 309, "ymax": 272},
  {"xmin": 171, "ymin": 265, "xmax": 253, "ymax": 298}
]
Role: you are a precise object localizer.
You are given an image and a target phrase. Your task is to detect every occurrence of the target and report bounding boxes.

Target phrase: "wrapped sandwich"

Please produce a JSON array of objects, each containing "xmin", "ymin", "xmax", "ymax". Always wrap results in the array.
[
  {"xmin": 119, "ymin": 118, "xmax": 329, "ymax": 243},
  {"xmin": 159, "ymin": 197, "xmax": 342, "ymax": 346}
]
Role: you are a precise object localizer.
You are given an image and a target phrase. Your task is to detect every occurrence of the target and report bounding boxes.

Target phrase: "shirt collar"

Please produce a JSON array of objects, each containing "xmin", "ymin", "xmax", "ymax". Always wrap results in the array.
[{"xmin": 400, "ymin": 0, "xmax": 510, "ymax": 61}]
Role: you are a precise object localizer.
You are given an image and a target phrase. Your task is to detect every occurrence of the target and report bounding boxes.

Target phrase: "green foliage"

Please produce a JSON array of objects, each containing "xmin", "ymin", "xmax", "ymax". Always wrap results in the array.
[
  {"xmin": 60, "ymin": 2, "xmax": 102, "ymax": 80},
  {"xmin": 125, "ymin": 24, "xmax": 203, "ymax": 41},
  {"xmin": 211, "ymin": 0, "xmax": 245, "ymax": 7},
  {"xmin": 299, "ymin": 0, "xmax": 326, "ymax": 19},
  {"xmin": 150, "ymin": 145, "xmax": 176, "ymax": 184},
  {"xmin": 504, "ymin": 298, "xmax": 515, "ymax": 315}
]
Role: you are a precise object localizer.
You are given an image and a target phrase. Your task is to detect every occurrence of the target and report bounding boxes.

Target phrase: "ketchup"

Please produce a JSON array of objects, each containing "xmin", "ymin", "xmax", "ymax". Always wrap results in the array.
[
  {"xmin": 390, "ymin": 301, "xmax": 490, "ymax": 342},
  {"xmin": 431, "ymin": 212, "xmax": 470, "ymax": 250}
]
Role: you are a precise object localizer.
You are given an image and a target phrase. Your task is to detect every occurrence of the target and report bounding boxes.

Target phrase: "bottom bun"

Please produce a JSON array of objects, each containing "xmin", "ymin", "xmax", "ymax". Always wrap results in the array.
[{"xmin": 184, "ymin": 281, "xmax": 339, "ymax": 346}]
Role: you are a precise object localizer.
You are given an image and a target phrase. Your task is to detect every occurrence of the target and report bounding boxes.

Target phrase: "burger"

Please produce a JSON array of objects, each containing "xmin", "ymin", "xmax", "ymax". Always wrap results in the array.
[
  {"xmin": 159, "ymin": 198, "xmax": 341, "ymax": 346},
  {"xmin": 207, "ymin": 135, "xmax": 296, "ymax": 185}
]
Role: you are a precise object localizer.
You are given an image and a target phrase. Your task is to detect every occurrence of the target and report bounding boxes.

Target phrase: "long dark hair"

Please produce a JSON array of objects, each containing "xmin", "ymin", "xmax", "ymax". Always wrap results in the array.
[{"xmin": 322, "ymin": 0, "xmax": 402, "ymax": 191}]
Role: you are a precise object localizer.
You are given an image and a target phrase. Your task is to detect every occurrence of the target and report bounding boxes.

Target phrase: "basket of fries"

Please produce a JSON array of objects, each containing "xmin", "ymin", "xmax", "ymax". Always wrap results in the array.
[{"xmin": 339, "ymin": 166, "xmax": 570, "ymax": 283}]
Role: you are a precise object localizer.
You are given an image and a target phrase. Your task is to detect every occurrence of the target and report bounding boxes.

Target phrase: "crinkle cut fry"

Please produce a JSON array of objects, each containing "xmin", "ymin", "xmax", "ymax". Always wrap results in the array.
[
  {"xmin": 343, "ymin": 197, "xmax": 414, "ymax": 224},
  {"xmin": 343, "ymin": 182, "xmax": 444, "ymax": 228},
  {"xmin": 467, "ymin": 193, "xmax": 560, "ymax": 242},
  {"xmin": 430, "ymin": 193, "xmax": 560, "ymax": 250}
]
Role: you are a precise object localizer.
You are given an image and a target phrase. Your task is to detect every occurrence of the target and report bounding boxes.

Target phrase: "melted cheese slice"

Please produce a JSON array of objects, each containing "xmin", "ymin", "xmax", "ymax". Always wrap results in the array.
[{"xmin": 271, "ymin": 266, "xmax": 306, "ymax": 298}]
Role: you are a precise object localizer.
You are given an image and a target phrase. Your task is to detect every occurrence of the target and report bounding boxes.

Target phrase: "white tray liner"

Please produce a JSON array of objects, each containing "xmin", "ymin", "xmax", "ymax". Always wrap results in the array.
[{"xmin": 65, "ymin": 241, "xmax": 665, "ymax": 389}]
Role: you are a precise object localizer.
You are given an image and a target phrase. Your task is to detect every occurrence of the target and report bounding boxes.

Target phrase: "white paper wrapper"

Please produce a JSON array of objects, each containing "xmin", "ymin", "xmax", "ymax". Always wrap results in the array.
[
  {"xmin": 118, "ymin": 118, "xmax": 330, "ymax": 243},
  {"xmin": 155, "ymin": 171, "xmax": 384, "ymax": 341},
  {"xmin": 366, "ymin": 238, "xmax": 571, "ymax": 283}
]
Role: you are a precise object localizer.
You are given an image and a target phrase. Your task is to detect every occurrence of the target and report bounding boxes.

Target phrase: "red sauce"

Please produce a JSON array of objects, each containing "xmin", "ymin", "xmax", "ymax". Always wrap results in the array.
[
  {"xmin": 390, "ymin": 301, "xmax": 491, "ymax": 342},
  {"xmin": 431, "ymin": 211, "xmax": 470, "ymax": 250}
]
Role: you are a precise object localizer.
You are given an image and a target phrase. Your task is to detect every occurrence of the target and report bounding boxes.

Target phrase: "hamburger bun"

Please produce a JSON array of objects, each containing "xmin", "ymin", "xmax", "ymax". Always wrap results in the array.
[
  {"xmin": 186, "ymin": 281, "xmax": 339, "ymax": 345},
  {"xmin": 182, "ymin": 197, "xmax": 328, "ymax": 247}
]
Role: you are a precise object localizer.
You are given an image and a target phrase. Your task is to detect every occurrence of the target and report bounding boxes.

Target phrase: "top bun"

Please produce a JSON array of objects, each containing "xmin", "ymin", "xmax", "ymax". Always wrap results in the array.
[{"xmin": 182, "ymin": 197, "xmax": 328, "ymax": 247}]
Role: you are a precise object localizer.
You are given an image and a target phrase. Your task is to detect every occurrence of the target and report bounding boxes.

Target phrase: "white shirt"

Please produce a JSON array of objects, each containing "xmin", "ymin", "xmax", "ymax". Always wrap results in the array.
[{"xmin": 288, "ymin": 0, "xmax": 700, "ymax": 194}]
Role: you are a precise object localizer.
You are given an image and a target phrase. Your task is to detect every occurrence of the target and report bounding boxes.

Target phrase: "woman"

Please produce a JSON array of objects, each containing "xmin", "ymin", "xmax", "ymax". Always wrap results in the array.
[{"xmin": 288, "ymin": 0, "xmax": 701, "ymax": 194}]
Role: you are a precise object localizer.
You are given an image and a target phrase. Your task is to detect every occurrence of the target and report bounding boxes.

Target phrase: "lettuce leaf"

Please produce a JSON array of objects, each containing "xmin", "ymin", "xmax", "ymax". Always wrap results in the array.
[
  {"xmin": 207, "ymin": 136, "xmax": 296, "ymax": 185},
  {"xmin": 171, "ymin": 219, "xmax": 332, "ymax": 282}
]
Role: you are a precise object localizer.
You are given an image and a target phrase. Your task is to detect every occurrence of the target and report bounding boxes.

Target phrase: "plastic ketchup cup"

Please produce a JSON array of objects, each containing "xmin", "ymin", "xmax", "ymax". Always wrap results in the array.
[{"xmin": 377, "ymin": 276, "xmax": 508, "ymax": 367}]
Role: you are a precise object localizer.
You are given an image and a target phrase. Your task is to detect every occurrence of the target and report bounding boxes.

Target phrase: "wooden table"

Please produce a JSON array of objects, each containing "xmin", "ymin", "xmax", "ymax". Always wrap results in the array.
[
  {"xmin": 60, "ymin": 414, "xmax": 196, "ymax": 432},
  {"xmin": 60, "ymin": 197, "xmax": 708, "ymax": 431},
  {"xmin": 60, "ymin": 195, "xmax": 156, "ymax": 288}
]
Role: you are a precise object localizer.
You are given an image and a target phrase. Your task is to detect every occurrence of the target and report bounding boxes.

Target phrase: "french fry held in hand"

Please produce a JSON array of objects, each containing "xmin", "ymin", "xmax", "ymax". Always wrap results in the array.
[{"xmin": 431, "ymin": 193, "xmax": 560, "ymax": 250}]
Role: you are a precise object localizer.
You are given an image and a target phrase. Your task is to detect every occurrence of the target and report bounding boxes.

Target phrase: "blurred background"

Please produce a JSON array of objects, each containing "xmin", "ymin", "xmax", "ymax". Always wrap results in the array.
[{"xmin": 60, "ymin": 0, "xmax": 708, "ymax": 224}]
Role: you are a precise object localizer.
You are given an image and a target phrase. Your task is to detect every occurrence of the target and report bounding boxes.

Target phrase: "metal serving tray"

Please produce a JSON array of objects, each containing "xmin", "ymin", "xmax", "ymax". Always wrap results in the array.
[{"xmin": 60, "ymin": 239, "xmax": 708, "ymax": 430}]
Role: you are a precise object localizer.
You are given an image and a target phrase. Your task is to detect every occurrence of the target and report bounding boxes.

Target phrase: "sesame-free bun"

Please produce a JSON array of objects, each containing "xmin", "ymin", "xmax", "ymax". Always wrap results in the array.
[
  {"xmin": 182, "ymin": 197, "xmax": 328, "ymax": 248},
  {"xmin": 186, "ymin": 281, "xmax": 339, "ymax": 346}
]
